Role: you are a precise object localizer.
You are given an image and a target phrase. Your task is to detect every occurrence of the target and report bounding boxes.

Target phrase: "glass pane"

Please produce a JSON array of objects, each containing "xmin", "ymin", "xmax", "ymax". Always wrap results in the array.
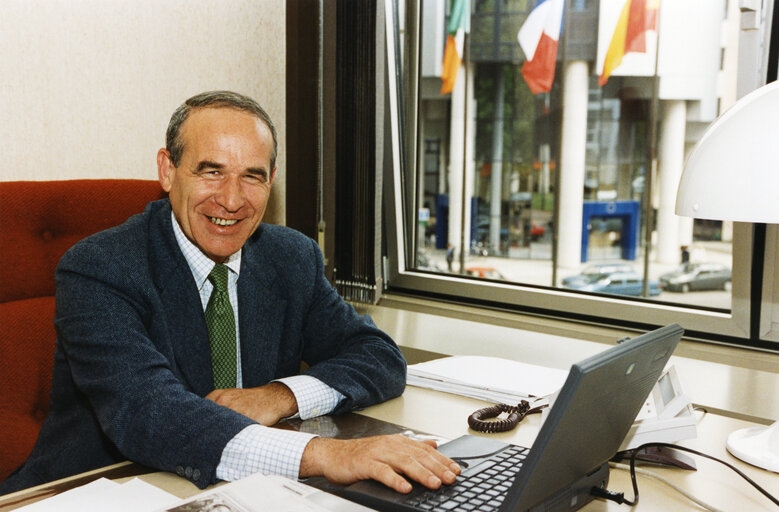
[{"xmin": 412, "ymin": 0, "xmax": 739, "ymax": 311}]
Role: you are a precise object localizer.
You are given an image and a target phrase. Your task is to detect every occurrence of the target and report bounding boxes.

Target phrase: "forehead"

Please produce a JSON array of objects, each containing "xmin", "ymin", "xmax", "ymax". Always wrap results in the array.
[{"xmin": 179, "ymin": 107, "xmax": 273, "ymax": 163}]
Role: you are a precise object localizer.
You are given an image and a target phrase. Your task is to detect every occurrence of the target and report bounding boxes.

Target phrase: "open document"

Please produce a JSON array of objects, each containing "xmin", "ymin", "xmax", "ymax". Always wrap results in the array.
[
  {"xmin": 407, "ymin": 355, "xmax": 569, "ymax": 404},
  {"xmin": 156, "ymin": 473, "xmax": 371, "ymax": 512},
  {"xmin": 12, "ymin": 477, "xmax": 180, "ymax": 512}
]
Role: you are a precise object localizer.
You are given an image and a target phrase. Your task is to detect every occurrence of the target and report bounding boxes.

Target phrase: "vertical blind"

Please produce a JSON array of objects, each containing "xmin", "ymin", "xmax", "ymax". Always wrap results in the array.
[{"xmin": 334, "ymin": 0, "xmax": 383, "ymax": 303}]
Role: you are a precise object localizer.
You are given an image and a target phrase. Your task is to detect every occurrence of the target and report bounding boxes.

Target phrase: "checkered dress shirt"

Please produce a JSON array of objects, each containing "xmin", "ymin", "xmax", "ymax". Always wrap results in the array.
[{"xmin": 171, "ymin": 213, "xmax": 344, "ymax": 480}]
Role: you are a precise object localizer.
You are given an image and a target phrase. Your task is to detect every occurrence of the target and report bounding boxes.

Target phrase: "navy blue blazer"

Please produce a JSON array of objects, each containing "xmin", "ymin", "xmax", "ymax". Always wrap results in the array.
[{"xmin": 0, "ymin": 199, "xmax": 405, "ymax": 494}]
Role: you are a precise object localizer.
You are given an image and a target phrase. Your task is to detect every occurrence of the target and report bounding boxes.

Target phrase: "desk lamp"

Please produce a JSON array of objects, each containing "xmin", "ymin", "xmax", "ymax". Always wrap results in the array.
[{"xmin": 676, "ymin": 80, "xmax": 779, "ymax": 473}]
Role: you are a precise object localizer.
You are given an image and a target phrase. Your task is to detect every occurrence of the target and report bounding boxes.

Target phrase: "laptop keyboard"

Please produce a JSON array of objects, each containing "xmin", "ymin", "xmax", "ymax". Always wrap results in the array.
[{"xmin": 400, "ymin": 444, "xmax": 529, "ymax": 512}]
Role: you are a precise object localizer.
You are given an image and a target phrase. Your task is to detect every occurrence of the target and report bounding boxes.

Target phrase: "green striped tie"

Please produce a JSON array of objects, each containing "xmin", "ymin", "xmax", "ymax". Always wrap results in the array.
[{"xmin": 205, "ymin": 264, "xmax": 237, "ymax": 389}]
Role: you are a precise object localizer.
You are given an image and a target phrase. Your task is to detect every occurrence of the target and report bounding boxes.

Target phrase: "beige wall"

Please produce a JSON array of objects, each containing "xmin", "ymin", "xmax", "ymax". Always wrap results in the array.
[{"xmin": 0, "ymin": 0, "xmax": 286, "ymax": 222}]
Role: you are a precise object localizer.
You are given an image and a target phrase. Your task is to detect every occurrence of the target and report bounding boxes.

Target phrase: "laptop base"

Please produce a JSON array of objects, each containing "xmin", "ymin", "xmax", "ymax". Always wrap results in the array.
[
  {"xmin": 342, "ymin": 436, "xmax": 610, "ymax": 512},
  {"xmin": 525, "ymin": 463, "xmax": 608, "ymax": 512}
]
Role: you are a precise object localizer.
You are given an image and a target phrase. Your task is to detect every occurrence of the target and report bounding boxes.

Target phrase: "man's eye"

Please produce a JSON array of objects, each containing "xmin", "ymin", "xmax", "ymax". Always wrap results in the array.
[{"xmin": 246, "ymin": 174, "xmax": 267, "ymax": 183}]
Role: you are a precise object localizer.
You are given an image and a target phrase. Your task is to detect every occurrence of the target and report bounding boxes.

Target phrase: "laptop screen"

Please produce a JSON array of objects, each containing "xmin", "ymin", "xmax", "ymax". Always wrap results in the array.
[{"xmin": 505, "ymin": 323, "xmax": 683, "ymax": 511}]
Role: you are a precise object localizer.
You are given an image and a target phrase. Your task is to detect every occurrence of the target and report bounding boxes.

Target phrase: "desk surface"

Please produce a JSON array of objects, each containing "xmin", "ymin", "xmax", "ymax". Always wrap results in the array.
[
  {"xmin": 1, "ymin": 385, "xmax": 777, "ymax": 511},
  {"xmin": 359, "ymin": 303, "xmax": 779, "ymax": 424},
  {"xmin": 360, "ymin": 386, "xmax": 779, "ymax": 510}
]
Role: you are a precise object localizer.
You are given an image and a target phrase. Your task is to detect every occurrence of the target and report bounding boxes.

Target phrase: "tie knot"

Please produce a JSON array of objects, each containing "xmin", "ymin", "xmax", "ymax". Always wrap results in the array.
[{"xmin": 208, "ymin": 264, "xmax": 230, "ymax": 291}]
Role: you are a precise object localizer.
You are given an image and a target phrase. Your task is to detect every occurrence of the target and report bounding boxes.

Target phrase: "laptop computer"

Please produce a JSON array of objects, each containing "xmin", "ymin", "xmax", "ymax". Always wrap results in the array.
[{"xmin": 342, "ymin": 323, "xmax": 684, "ymax": 512}]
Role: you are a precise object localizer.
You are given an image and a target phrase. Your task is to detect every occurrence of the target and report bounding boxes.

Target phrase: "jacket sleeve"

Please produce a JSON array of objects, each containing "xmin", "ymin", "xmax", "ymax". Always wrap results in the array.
[
  {"xmin": 293, "ymin": 238, "xmax": 407, "ymax": 414},
  {"xmin": 54, "ymin": 240, "xmax": 255, "ymax": 488}
]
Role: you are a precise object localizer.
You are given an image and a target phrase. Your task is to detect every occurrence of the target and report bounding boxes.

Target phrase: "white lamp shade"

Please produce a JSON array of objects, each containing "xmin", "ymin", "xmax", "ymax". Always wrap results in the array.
[
  {"xmin": 677, "ymin": 82, "xmax": 779, "ymax": 473},
  {"xmin": 676, "ymin": 80, "xmax": 779, "ymax": 223}
]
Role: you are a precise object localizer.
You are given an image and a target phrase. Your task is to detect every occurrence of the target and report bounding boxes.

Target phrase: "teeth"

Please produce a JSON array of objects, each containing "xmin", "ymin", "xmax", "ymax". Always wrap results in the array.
[{"xmin": 209, "ymin": 216, "xmax": 238, "ymax": 226}]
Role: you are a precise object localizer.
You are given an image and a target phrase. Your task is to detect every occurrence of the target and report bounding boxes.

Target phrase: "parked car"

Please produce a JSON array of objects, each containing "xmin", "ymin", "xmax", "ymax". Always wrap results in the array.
[
  {"xmin": 565, "ymin": 271, "xmax": 662, "ymax": 297},
  {"xmin": 465, "ymin": 266, "xmax": 506, "ymax": 280},
  {"xmin": 562, "ymin": 262, "xmax": 636, "ymax": 288},
  {"xmin": 660, "ymin": 262, "xmax": 732, "ymax": 292}
]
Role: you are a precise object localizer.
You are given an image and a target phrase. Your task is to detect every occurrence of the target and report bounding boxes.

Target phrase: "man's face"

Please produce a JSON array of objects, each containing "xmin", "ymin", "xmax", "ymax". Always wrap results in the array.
[{"xmin": 157, "ymin": 107, "xmax": 276, "ymax": 263}]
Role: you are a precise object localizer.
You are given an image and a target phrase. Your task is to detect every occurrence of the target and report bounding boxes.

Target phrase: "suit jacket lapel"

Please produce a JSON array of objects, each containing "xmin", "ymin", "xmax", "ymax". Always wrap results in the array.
[
  {"xmin": 238, "ymin": 227, "xmax": 287, "ymax": 389},
  {"xmin": 148, "ymin": 201, "xmax": 214, "ymax": 396}
]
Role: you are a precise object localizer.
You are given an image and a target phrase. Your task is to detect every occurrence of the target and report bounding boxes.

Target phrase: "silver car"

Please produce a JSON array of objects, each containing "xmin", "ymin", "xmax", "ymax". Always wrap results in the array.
[{"xmin": 660, "ymin": 263, "xmax": 732, "ymax": 292}]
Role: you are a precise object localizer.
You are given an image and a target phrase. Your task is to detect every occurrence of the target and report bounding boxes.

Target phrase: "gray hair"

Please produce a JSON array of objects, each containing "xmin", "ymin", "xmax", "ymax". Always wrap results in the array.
[{"xmin": 165, "ymin": 90, "xmax": 278, "ymax": 169}]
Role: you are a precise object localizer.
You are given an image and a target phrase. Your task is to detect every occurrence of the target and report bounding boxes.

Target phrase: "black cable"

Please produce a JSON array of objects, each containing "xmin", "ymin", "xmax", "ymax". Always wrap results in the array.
[
  {"xmin": 590, "ymin": 486, "xmax": 626, "ymax": 504},
  {"xmin": 467, "ymin": 400, "xmax": 547, "ymax": 433},
  {"xmin": 616, "ymin": 442, "xmax": 779, "ymax": 507}
]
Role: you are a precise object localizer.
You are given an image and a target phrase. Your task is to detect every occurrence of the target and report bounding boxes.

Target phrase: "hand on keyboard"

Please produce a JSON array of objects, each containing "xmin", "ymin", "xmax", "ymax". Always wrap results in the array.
[{"xmin": 299, "ymin": 434, "xmax": 462, "ymax": 493}]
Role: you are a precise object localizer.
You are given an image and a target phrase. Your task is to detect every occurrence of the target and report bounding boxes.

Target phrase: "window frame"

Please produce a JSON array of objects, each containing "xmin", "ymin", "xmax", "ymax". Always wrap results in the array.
[{"xmin": 383, "ymin": 0, "xmax": 777, "ymax": 347}]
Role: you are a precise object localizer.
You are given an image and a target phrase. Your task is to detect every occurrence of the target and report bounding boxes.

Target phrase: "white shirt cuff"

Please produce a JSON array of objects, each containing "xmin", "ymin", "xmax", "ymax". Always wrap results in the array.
[
  {"xmin": 275, "ymin": 375, "xmax": 345, "ymax": 420},
  {"xmin": 216, "ymin": 424, "xmax": 317, "ymax": 481}
]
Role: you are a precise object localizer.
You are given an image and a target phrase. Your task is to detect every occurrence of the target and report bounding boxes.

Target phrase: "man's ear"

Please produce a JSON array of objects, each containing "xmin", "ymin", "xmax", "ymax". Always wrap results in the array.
[
  {"xmin": 269, "ymin": 166, "xmax": 277, "ymax": 185},
  {"xmin": 157, "ymin": 148, "xmax": 174, "ymax": 192}
]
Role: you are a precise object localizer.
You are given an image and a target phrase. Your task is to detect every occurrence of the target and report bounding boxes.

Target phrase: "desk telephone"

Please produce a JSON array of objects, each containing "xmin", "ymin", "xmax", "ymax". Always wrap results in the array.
[{"xmin": 619, "ymin": 365, "xmax": 697, "ymax": 451}]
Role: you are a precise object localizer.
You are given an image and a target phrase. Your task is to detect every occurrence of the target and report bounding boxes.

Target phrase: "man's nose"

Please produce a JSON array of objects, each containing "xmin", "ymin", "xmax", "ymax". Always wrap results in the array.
[{"xmin": 216, "ymin": 175, "xmax": 243, "ymax": 211}]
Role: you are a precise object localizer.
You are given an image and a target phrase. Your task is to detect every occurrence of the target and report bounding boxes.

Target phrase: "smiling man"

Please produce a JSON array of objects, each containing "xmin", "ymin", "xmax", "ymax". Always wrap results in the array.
[
  {"xmin": 158, "ymin": 104, "xmax": 275, "ymax": 263},
  {"xmin": 0, "ymin": 91, "xmax": 459, "ymax": 496}
]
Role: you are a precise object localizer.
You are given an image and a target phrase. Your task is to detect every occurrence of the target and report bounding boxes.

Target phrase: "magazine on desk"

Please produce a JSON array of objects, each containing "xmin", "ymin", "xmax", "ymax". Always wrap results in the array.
[{"xmin": 155, "ymin": 473, "xmax": 371, "ymax": 512}]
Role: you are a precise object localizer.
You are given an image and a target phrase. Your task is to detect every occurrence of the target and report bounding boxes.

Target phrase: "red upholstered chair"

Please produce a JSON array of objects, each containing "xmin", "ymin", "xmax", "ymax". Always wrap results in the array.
[{"xmin": 0, "ymin": 179, "xmax": 167, "ymax": 482}]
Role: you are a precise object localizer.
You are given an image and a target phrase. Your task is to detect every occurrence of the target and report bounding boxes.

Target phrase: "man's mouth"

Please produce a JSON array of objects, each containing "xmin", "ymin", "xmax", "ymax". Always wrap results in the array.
[{"xmin": 208, "ymin": 216, "xmax": 239, "ymax": 227}]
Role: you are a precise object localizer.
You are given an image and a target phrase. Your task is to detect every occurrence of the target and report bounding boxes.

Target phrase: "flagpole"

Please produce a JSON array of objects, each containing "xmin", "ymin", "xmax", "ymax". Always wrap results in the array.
[{"xmin": 642, "ymin": 1, "xmax": 662, "ymax": 297}]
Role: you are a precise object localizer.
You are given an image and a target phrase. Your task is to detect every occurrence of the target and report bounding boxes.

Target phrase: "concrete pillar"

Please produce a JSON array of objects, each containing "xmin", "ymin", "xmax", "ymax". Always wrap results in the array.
[
  {"xmin": 721, "ymin": 221, "xmax": 733, "ymax": 242},
  {"xmin": 678, "ymin": 216, "xmax": 694, "ymax": 247},
  {"xmin": 489, "ymin": 65, "xmax": 505, "ymax": 253},
  {"xmin": 656, "ymin": 99, "xmax": 687, "ymax": 265},
  {"xmin": 448, "ymin": 70, "xmax": 466, "ymax": 266},
  {"xmin": 447, "ymin": 61, "xmax": 475, "ymax": 270},
  {"xmin": 677, "ymin": 141, "xmax": 695, "ymax": 248},
  {"xmin": 558, "ymin": 60, "xmax": 589, "ymax": 269}
]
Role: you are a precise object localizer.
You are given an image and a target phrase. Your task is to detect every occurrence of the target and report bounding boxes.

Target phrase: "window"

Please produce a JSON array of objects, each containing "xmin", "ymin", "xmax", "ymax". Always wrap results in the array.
[{"xmin": 384, "ymin": 0, "xmax": 779, "ymax": 347}]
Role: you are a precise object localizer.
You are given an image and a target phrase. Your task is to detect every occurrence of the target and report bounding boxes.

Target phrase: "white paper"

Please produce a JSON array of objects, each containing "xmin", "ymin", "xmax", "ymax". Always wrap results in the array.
[
  {"xmin": 13, "ymin": 478, "xmax": 119, "ymax": 512},
  {"xmin": 407, "ymin": 355, "xmax": 569, "ymax": 402},
  {"xmin": 84, "ymin": 478, "xmax": 181, "ymax": 512},
  {"xmin": 14, "ymin": 477, "xmax": 179, "ymax": 512}
]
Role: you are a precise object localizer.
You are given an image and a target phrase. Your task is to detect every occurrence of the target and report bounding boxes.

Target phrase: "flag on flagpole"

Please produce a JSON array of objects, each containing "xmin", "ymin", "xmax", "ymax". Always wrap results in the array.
[
  {"xmin": 517, "ymin": 0, "xmax": 565, "ymax": 95},
  {"xmin": 599, "ymin": 0, "xmax": 659, "ymax": 86},
  {"xmin": 440, "ymin": 0, "xmax": 470, "ymax": 95}
]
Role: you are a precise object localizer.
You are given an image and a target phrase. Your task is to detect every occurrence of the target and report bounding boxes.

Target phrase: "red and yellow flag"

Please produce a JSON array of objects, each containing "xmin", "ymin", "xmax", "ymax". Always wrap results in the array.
[{"xmin": 599, "ymin": 0, "xmax": 659, "ymax": 86}]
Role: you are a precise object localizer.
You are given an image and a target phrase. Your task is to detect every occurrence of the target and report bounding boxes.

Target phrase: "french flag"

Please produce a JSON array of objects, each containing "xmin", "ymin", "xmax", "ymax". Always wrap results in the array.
[{"xmin": 518, "ymin": 0, "xmax": 565, "ymax": 95}]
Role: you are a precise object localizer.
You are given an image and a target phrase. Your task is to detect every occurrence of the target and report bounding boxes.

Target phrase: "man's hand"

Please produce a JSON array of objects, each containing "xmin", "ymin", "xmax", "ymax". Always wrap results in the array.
[
  {"xmin": 299, "ymin": 435, "xmax": 461, "ymax": 493},
  {"xmin": 206, "ymin": 382, "xmax": 298, "ymax": 426}
]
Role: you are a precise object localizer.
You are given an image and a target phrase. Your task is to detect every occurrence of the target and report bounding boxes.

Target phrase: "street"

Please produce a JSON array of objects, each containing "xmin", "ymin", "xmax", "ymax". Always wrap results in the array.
[{"xmin": 419, "ymin": 240, "xmax": 733, "ymax": 310}]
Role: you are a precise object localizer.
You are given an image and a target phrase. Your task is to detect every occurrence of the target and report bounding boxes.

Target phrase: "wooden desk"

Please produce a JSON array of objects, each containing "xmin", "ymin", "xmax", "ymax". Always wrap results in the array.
[{"xmin": 1, "ymin": 385, "xmax": 776, "ymax": 511}]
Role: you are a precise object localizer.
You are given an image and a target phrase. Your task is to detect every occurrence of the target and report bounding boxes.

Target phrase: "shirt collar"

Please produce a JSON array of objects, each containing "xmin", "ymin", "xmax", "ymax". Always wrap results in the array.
[{"xmin": 171, "ymin": 211, "xmax": 241, "ymax": 290}]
